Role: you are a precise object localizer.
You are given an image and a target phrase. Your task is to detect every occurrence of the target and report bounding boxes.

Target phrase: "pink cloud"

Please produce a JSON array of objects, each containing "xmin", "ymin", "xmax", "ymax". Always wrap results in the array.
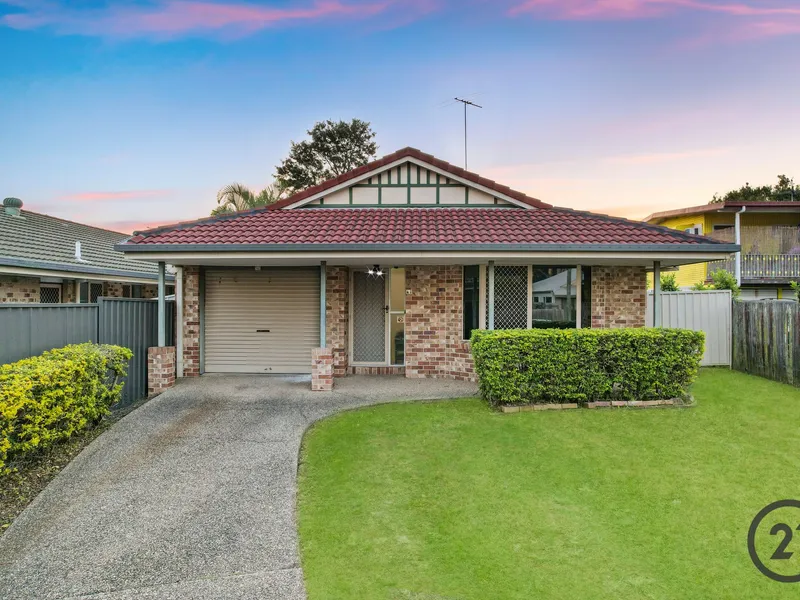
[
  {"xmin": 507, "ymin": 0, "xmax": 800, "ymax": 43},
  {"xmin": 61, "ymin": 190, "xmax": 170, "ymax": 202},
  {"xmin": 603, "ymin": 146, "xmax": 733, "ymax": 165},
  {"xmin": 509, "ymin": 0, "xmax": 800, "ymax": 19},
  {"xmin": 0, "ymin": 0, "xmax": 430, "ymax": 38},
  {"xmin": 88, "ymin": 219, "xmax": 178, "ymax": 234}
]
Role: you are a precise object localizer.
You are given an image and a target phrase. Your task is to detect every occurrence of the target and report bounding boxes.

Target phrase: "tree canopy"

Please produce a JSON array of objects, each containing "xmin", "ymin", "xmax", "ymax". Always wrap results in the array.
[
  {"xmin": 274, "ymin": 119, "xmax": 378, "ymax": 196},
  {"xmin": 710, "ymin": 174, "xmax": 798, "ymax": 204}
]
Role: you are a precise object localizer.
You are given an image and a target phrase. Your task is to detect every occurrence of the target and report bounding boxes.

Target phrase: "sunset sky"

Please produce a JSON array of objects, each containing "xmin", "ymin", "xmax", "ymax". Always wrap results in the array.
[{"xmin": 1, "ymin": 0, "xmax": 798, "ymax": 233}]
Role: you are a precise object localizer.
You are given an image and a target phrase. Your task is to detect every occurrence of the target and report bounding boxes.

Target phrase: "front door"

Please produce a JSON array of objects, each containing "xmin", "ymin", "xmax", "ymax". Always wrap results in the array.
[{"xmin": 352, "ymin": 267, "xmax": 406, "ymax": 366}]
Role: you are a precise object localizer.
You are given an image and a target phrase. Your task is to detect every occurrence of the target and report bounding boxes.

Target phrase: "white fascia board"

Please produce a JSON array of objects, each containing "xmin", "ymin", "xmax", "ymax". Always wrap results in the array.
[
  {"xmin": 280, "ymin": 156, "xmax": 534, "ymax": 210},
  {"xmin": 125, "ymin": 250, "xmax": 734, "ymax": 267},
  {"xmin": 0, "ymin": 266, "xmax": 158, "ymax": 284}
]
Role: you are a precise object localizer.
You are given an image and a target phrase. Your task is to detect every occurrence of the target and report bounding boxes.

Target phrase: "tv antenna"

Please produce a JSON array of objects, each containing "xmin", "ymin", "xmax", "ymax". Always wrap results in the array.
[{"xmin": 454, "ymin": 97, "xmax": 482, "ymax": 170}]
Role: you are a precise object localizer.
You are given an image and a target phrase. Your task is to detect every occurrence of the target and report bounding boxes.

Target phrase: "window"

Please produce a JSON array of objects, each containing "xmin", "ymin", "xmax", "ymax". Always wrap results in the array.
[
  {"xmin": 463, "ymin": 265, "xmax": 480, "ymax": 339},
  {"xmin": 40, "ymin": 284, "xmax": 61, "ymax": 303},
  {"xmin": 79, "ymin": 282, "xmax": 104, "ymax": 303},
  {"xmin": 532, "ymin": 267, "xmax": 577, "ymax": 328},
  {"xmin": 684, "ymin": 225, "xmax": 702, "ymax": 235},
  {"xmin": 122, "ymin": 285, "xmax": 131, "ymax": 298},
  {"xmin": 487, "ymin": 265, "xmax": 528, "ymax": 329}
]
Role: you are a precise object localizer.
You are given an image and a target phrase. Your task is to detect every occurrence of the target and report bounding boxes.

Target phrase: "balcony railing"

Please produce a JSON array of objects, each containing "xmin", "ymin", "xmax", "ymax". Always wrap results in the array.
[{"xmin": 708, "ymin": 255, "xmax": 800, "ymax": 282}]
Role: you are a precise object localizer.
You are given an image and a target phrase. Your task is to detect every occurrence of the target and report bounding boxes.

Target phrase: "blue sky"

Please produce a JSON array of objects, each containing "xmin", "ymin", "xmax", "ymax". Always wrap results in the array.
[{"xmin": 1, "ymin": 0, "xmax": 798, "ymax": 232}]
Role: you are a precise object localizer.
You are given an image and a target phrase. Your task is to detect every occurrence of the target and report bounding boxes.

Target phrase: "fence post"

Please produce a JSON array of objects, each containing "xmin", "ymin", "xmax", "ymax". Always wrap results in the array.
[
  {"xmin": 487, "ymin": 261, "xmax": 495, "ymax": 330},
  {"xmin": 652, "ymin": 261, "xmax": 661, "ymax": 328},
  {"xmin": 157, "ymin": 261, "xmax": 166, "ymax": 347}
]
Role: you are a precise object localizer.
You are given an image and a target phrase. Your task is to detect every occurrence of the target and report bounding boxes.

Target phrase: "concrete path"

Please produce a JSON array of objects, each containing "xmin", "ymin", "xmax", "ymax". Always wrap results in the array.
[{"xmin": 0, "ymin": 375, "xmax": 477, "ymax": 600}]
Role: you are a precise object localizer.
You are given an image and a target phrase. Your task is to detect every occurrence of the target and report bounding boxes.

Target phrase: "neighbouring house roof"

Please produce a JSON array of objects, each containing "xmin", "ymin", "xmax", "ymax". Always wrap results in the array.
[
  {"xmin": 645, "ymin": 201, "xmax": 800, "ymax": 224},
  {"xmin": 0, "ymin": 207, "xmax": 165, "ymax": 280},
  {"xmin": 121, "ymin": 207, "xmax": 733, "ymax": 251},
  {"xmin": 533, "ymin": 269, "xmax": 577, "ymax": 297}
]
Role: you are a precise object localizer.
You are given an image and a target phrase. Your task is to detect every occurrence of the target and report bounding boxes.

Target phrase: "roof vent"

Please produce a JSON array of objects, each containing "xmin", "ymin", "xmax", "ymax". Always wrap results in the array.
[
  {"xmin": 75, "ymin": 241, "xmax": 88, "ymax": 262},
  {"xmin": 3, "ymin": 197, "xmax": 23, "ymax": 216}
]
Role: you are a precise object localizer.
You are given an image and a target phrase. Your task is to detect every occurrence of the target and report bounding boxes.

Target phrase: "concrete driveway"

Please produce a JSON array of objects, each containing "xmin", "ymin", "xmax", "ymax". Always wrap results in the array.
[{"xmin": 0, "ymin": 375, "xmax": 477, "ymax": 600}]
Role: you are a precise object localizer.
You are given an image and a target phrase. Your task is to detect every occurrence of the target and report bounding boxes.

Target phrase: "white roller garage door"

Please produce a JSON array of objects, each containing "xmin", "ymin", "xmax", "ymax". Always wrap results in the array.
[{"xmin": 204, "ymin": 268, "xmax": 320, "ymax": 374}]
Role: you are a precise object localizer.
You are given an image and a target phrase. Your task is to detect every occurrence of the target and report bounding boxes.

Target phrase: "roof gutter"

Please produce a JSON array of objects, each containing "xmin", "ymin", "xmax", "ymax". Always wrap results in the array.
[
  {"xmin": 0, "ymin": 256, "xmax": 174, "ymax": 281},
  {"xmin": 115, "ymin": 242, "xmax": 740, "ymax": 254}
]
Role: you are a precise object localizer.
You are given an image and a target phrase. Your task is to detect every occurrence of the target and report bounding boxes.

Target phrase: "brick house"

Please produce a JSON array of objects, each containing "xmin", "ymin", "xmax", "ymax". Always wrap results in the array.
[
  {"xmin": 116, "ymin": 148, "xmax": 737, "ymax": 390},
  {"xmin": 0, "ymin": 197, "xmax": 172, "ymax": 303}
]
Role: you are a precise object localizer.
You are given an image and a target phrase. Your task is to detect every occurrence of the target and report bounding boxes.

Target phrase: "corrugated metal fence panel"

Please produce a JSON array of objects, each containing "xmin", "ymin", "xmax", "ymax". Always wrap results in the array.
[
  {"xmin": 98, "ymin": 298, "xmax": 175, "ymax": 404},
  {"xmin": 0, "ymin": 304, "xmax": 98, "ymax": 366},
  {"xmin": 646, "ymin": 290, "xmax": 732, "ymax": 366}
]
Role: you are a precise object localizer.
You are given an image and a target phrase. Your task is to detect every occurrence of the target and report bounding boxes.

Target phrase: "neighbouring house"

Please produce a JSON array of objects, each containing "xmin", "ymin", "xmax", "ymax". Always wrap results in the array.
[
  {"xmin": 645, "ymin": 201, "xmax": 800, "ymax": 299},
  {"xmin": 0, "ymin": 197, "xmax": 173, "ymax": 303},
  {"xmin": 116, "ymin": 147, "xmax": 737, "ymax": 391}
]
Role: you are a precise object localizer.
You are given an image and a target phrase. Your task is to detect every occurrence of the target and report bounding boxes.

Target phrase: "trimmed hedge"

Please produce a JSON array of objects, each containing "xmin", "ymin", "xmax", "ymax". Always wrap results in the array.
[
  {"xmin": 0, "ymin": 343, "xmax": 132, "ymax": 472},
  {"xmin": 471, "ymin": 328, "xmax": 704, "ymax": 406}
]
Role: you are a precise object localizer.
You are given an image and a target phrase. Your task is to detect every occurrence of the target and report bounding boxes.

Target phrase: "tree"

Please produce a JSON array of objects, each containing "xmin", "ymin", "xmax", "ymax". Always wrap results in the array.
[
  {"xmin": 211, "ymin": 182, "xmax": 284, "ymax": 216},
  {"xmin": 710, "ymin": 175, "xmax": 797, "ymax": 204},
  {"xmin": 275, "ymin": 119, "xmax": 378, "ymax": 195}
]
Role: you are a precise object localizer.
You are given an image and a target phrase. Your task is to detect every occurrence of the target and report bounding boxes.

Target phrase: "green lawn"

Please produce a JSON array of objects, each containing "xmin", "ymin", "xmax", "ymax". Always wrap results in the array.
[{"xmin": 297, "ymin": 369, "xmax": 800, "ymax": 600}]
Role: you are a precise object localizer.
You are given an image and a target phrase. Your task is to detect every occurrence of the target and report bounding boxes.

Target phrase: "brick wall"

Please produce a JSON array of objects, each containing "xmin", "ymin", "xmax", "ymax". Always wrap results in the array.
[
  {"xmin": 0, "ymin": 276, "xmax": 39, "ymax": 303},
  {"xmin": 311, "ymin": 347, "xmax": 334, "ymax": 391},
  {"xmin": 143, "ymin": 285, "xmax": 158, "ymax": 299},
  {"xmin": 62, "ymin": 280, "xmax": 77, "ymax": 303},
  {"xmin": 147, "ymin": 346, "xmax": 176, "ymax": 396},
  {"xmin": 405, "ymin": 265, "xmax": 476, "ymax": 382},
  {"xmin": 325, "ymin": 266, "xmax": 349, "ymax": 377},
  {"xmin": 182, "ymin": 266, "xmax": 201, "ymax": 377},
  {"xmin": 590, "ymin": 266, "xmax": 647, "ymax": 328},
  {"xmin": 104, "ymin": 281, "xmax": 125, "ymax": 298}
]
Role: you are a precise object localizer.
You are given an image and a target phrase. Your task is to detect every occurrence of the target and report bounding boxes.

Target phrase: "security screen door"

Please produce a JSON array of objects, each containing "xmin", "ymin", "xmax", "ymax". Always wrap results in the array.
[
  {"xmin": 352, "ymin": 270, "xmax": 387, "ymax": 363},
  {"xmin": 352, "ymin": 268, "xmax": 406, "ymax": 365}
]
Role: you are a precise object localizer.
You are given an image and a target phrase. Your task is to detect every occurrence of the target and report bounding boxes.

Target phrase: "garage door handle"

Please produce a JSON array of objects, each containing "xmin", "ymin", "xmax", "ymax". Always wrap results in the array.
[{"xmin": 256, "ymin": 329, "xmax": 271, "ymax": 333}]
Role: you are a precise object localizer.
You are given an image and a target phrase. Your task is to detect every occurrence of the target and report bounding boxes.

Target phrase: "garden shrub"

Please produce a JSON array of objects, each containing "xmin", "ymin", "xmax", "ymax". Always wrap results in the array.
[
  {"xmin": 0, "ymin": 343, "xmax": 132, "ymax": 472},
  {"xmin": 471, "ymin": 328, "xmax": 704, "ymax": 406}
]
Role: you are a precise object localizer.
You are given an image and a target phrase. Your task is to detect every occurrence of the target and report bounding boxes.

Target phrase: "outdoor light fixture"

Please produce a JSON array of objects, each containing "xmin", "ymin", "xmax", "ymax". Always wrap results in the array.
[{"xmin": 367, "ymin": 265, "xmax": 384, "ymax": 278}]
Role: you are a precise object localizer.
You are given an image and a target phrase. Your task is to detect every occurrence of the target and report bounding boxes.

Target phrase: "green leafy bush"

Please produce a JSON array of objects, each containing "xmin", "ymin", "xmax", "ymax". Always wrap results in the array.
[
  {"xmin": 0, "ymin": 343, "xmax": 132, "ymax": 472},
  {"xmin": 530, "ymin": 321, "xmax": 575, "ymax": 330},
  {"xmin": 660, "ymin": 273, "xmax": 679, "ymax": 291},
  {"xmin": 709, "ymin": 270, "xmax": 741, "ymax": 299},
  {"xmin": 470, "ymin": 328, "xmax": 704, "ymax": 406}
]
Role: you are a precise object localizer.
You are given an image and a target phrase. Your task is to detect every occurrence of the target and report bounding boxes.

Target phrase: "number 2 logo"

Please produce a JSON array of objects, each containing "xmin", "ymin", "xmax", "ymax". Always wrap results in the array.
[{"xmin": 771, "ymin": 522, "xmax": 800, "ymax": 561}]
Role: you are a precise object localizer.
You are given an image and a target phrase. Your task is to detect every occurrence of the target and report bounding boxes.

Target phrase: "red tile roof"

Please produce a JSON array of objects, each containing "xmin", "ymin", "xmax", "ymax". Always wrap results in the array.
[
  {"xmin": 124, "ymin": 207, "xmax": 722, "ymax": 247},
  {"xmin": 266, "ymin": 147, "xmax": 552, "ymax": 211}
]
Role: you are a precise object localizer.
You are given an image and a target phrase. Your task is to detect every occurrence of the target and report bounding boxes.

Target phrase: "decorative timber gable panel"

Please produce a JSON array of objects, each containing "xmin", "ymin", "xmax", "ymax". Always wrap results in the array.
[{"xmin": 303, "ymin": 161, "xmax": 509, "ymax": 208}]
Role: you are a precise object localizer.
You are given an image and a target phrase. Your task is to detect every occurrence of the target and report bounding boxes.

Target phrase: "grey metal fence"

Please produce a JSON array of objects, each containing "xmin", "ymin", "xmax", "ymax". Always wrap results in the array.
[
  {"xmin": 98, "ymin": 298, "xmax": 175, "ymax": 404},
  {"xmin": 0, "ymin": 299, "xmax": 175, "ymax": 404},
  {"xmin": 0, "ymin": 304, "xmax": 99, "ymax": 365},
  {"xmin": 646, "ymin": 290, "xmax": 732, "ymax": 367}
]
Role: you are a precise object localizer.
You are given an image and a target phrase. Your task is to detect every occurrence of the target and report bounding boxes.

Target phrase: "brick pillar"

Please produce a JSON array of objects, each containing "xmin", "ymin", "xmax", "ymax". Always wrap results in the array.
[
  {"xmin": 148, "ymin": 346, "xmax": 176, "ymax": 397},
  {"xmin": 182, "ymin": 266, "xmax": 201, "ymax": 376},
  {"xmin": 325, "ymin": 267, "xmax": 349, "ymax": 377},
  {"xmin": 312, "ymin": 348, "xmax": 334, "ymax": 391},
  {"xmin": 404, "ymin": 265, "xmax": 475, "ymax": 381},
  {"xmin": 590, "ymin": 266, "xmax": 647, "ymax": 328}
]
